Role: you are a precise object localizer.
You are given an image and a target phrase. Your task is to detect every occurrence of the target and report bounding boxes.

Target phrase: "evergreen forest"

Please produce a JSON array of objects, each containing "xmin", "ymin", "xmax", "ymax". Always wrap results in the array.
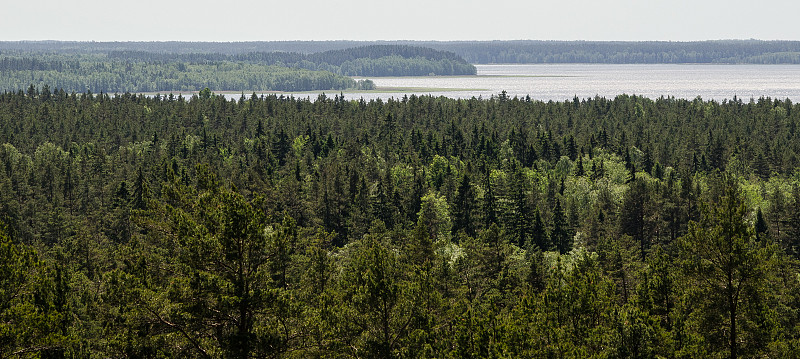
[{"xmin": 3, "ymin": 87, "xmax": 800, "ymax": 358}]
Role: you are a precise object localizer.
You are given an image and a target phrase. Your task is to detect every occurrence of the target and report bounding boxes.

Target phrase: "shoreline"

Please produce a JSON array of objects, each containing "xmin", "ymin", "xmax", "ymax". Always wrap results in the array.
[{"xmin": 136, "ymin": 86, "xmax": 489, "ymax": 97}]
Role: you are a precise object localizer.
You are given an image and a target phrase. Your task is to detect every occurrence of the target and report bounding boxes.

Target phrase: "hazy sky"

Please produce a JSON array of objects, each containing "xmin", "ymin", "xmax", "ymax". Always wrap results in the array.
[{"xmin": 3, "ymin": 0, "xmax": 800, "ymax": 42}]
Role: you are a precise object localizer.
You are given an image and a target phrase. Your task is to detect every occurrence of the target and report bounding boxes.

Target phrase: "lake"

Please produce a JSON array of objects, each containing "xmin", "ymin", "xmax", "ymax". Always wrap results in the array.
[{"xmin": 231, "ymin": 64, "xmax": 800, "ymax": 102}]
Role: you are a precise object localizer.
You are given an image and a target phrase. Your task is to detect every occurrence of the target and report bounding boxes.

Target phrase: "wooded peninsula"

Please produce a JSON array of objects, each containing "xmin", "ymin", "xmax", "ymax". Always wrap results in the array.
[{"xmin": 0, "ymin": 45, "xmax": 477, "ymax": 93}]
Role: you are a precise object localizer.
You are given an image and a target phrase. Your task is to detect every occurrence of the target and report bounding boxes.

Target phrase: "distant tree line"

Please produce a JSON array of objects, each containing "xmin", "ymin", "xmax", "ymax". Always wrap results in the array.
[
  {"xmin": 437, "ymin": 40, "xmax": 800, "ymax": 64},
  {"xmin": 5, "ymin": 40, "xmax": 800, "ymax": 64}
]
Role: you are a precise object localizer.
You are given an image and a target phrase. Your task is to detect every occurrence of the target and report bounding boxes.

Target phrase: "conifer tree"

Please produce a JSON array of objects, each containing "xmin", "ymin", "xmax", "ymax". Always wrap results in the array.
[
  {"xmin": 453, "ymin": 172, "xmax": 475, "ymax": 236},
  {"xmin": 678, "ymin": 177, "xmax": 781, "ymax": 358},
  {"xmin": 552, "ymin": 199, "xmax": 571, "ymax": 254}
]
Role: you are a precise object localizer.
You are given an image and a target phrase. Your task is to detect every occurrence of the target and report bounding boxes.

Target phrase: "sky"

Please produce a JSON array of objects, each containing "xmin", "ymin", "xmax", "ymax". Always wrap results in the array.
[{"xmin": 3, "ymin": 0, "xmax": 800, "ymax": 42}]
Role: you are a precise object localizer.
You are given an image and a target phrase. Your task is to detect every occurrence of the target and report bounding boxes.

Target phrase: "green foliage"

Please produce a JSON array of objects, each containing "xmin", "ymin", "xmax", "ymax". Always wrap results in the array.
[
  {"xmin": 678, "ymin": 177, "xmax": 784, "ymax": 357},
  {"xmin": 0, "ymin": 223, "xmax": 69, "ymax": 357},
  {"xmin": 417, "ymin": 190, "xmax": 452, "ymax": 243},
  {"xmin": 0, "ymin": 53, "xmax": 356, "ymax": 92},
  {"xmin": 0, "ymin": 88, "xmax": 798, "ymax": 356},
  {"xmin": 341, "ymin": 231, "xmax": 405, "ymax": 357}
]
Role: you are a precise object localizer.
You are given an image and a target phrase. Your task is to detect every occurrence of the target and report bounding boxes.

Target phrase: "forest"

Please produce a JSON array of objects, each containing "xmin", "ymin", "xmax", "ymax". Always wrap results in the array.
[
  {"xmin": 106, "ymin": 45, "xmax": 476, "ymax": 76},
  {"xmin": 2, "ymin": 86, "xmax": 800, "ymax": 357},
  {"xmin": 435, "ymin": 40, "xmax": 800, "ymax": 64},
  {"xmin": 4, "ymin": 39, "xmax": 800, "ymax": 64},
  {"xmin": 0, "ymin": 45, "xmax": 475, "ymax": 94},
  {"xmin": 0, "ymin": 55, "xmax": 357, "ymax": 93}
]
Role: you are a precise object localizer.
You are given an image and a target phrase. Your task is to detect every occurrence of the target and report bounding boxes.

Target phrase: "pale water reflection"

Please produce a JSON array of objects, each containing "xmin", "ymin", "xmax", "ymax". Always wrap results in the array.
[{"xmin": 225, "ymin": 64, "xmax": 800, "ymax": 102}]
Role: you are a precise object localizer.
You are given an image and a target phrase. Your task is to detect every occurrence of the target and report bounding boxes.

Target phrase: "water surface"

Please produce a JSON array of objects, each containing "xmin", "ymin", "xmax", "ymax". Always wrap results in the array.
[{"xmin": 231, "ymin": 64, "xmax": 800, "ymax": 102}]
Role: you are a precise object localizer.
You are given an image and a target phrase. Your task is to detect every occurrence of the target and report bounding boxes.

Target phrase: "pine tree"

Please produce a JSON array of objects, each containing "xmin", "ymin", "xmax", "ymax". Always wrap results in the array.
[
  {"xmin": 678, "ymin": 177, "xmax": 781, "ymax": 358},
  {"xmin": 755, "ymin": 207, "xmax": 768, "ymax": 241},
  {"xmin": 530, "ymin": 208, "xmax": 549, "ymax": 251},
  {"xmin": 482, "ymin": 170, "xmax": 498, "ymax": 228},
  {"xmin": 132, "ymin": 166, "xmax": 149, "ymax": 210},
  {"xmin": 787, "ymin": 185, "xmax": 800, "ymax": 258},
  {"xmin": 552, "ymin": 199, "xmax": 571, "ymax": 254},
  {"xmin": 453, "ymin": 172, "xmax": 475, "ymax": 236},
  {"xmin": 575, "ymin": 155, "xmax": 585, "ymax": 177},
  {"xmin": 509, "ymin": 165, "xmax": 533, "ymax": 247},
  {"xmin": 526, "ymin": 248, "xmax": 546, "ymax": 292},
  {"xmin": 620, "ymin": 178, "xmax": 651, "ymax": 257}
]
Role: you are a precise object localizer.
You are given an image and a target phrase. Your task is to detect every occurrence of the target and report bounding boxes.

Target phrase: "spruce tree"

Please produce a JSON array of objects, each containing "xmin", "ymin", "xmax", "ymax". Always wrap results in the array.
[{"xmin": 552, "ymin": 199, "xmax": 571, "ymax": 254}]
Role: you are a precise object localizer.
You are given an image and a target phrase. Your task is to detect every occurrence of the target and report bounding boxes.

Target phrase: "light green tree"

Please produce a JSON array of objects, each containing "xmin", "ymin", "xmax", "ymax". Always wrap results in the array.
[{"xmin": 416, "ymin": 190, "xmax": 452, "ymax": 243}]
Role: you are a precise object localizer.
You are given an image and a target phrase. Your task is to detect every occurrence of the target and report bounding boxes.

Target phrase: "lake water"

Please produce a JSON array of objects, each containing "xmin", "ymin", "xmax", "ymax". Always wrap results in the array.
[{"xmin": 235, "ymin": 64, "xmax": 800, "ymax": 102}]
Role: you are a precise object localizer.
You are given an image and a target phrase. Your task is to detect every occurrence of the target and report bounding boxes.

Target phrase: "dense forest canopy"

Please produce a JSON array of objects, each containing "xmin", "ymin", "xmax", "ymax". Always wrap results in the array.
[
  {"xmin": 2, "ymin": 86, "xmax": 800, "ymax": 357},
  {"xmin": 0, "ymin": 45, "xmax": 476, "ymax": 93},
  {"xmin": 4, "ymin": 39, "xmax": 800, "ymax": 63}
]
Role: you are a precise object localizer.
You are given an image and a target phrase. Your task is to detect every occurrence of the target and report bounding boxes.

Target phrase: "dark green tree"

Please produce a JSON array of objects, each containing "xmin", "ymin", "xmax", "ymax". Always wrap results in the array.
[
  {"xmin": 619, "ymin": 178, "xmax": 654, "ymax": 257},
  {"xmin": 0, "ymin": 222, "xmax": 67, "ymax": 357},
  {"xmin": 678, "ymin": 177, "xmax": 782, "ymax": 358},
  {"xmin": 552, "ymin": 199, "xmax": 571, "ymax": 254},
  {"xmin": 453, "ymin": 172, "xmax": 476, "ymax": 236}
]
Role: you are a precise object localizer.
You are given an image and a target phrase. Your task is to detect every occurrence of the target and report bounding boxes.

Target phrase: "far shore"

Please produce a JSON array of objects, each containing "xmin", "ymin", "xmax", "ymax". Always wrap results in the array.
[{"xmin": 136, "ymin": 86, "xmax": 489, "ymax": 97}]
